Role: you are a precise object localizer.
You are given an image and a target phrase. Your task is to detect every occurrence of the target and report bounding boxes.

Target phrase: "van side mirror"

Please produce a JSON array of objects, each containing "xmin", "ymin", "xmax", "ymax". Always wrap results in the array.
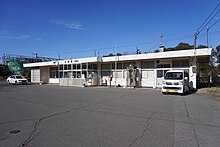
[{"xmin": 184, "ymin": 77, "xmax": 188, "ymax": 80}]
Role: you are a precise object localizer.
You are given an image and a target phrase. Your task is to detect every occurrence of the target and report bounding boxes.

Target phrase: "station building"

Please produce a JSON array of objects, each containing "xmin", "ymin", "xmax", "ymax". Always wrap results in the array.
[{"xmin": 23, "ymin": 48, "xmax": 211, "ymax": 89}]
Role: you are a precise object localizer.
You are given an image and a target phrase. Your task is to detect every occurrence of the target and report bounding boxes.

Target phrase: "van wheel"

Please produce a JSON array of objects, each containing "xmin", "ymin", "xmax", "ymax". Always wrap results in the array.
[
  {"xmin": 7, "ymin": 80, "xmax": 10, "ymax": 84},
  {"xmin": 162, "ymin": 92, "xmax": 166, "ymax": 95}
]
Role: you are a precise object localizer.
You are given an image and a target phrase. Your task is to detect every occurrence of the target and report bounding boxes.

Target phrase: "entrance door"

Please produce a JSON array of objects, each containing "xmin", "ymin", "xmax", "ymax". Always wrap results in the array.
[
  {"xmin": 127, "ymin": 69, "xmax": 135, "ymax": 87},
  {"xmin": 31, "ymin": 69, "xmax": 40, "ymax": 83},
  {"xmin": 156, "ymin": 69, "xmax": 169, "ymax": 88}
]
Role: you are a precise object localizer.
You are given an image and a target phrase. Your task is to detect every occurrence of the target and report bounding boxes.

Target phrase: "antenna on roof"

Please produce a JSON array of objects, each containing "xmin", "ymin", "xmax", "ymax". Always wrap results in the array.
[{"xmin": 159, "ymin": 33, "xmax": 165, "ymax": 52}]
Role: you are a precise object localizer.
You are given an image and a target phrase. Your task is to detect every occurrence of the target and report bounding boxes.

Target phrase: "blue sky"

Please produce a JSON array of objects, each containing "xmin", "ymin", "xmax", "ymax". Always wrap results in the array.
[{"xmin": 0, "ymin": 0, "xmax": 220, "ymax": 60}]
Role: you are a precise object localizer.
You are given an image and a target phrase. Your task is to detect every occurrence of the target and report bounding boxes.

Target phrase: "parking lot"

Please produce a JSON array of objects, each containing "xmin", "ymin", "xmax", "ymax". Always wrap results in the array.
[{"xmin": 0, "ymin": 83, "xmax": 220, "ymax": 147}]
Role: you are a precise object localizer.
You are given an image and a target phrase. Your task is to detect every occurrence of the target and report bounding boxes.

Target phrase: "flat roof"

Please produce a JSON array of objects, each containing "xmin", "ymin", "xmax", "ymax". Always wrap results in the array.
[{"xmin": 23, "ymin": 48, "xmax": 211, "ymax": 68}]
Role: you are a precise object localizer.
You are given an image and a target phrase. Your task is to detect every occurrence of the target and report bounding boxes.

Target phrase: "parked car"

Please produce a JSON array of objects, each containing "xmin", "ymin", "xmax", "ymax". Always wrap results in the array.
[
  {"xmin": 7, "ymin": 75, "xmax": 28, "ymax": 84},
  {"xmin": 162, "ymin": 70, "xmax": 190, "ymax": 94}
]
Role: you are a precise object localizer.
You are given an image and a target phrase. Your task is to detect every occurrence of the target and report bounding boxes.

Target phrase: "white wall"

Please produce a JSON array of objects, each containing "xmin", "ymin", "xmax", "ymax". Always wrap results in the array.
[
  {"xmin": 40, "ymin": 67, "xmax": 49, "ymax": 83},
  {"xmin": 49, "ymin": 78, "xmax": 59, "ymax": 84},
  {"xmin": 31, "ymin": 69, "xmax": 40, "ymax": 83}
]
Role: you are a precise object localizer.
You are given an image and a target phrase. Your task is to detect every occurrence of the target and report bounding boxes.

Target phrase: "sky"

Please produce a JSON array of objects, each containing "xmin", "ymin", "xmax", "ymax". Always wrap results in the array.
[{"xmin": 0, "ymin": 0, "xmax": 220, "ymax": 61}]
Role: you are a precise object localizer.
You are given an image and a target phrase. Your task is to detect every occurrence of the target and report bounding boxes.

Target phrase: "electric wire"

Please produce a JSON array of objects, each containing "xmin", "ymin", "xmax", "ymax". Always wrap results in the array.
[
  {"xmin": 197, "ymin": 2, "xmax": 220, "ymax": 35},
  {"xmin": 196, "ymin": 1, "xmax": 220, "ymax": 33},
  {"xmin": 41, "ymin": 30, "xmax": 220, "ymax": 57},
  {"xmin": 41, "ymin": 35, "xmax": 194, "ymax": 56},
  {"xmin": 197, "ymin": 8, "xmax": 220, "ymax": 35},
  {"xmin": 209, "ymin": 17, "xmax": 220, "ymax": 29}
]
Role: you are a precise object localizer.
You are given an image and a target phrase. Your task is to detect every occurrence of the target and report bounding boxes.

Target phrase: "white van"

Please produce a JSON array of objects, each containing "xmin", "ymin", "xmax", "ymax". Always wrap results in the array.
[{"xmin": 162, "ymin": 70, "xmax": 190, "ymax": 94}]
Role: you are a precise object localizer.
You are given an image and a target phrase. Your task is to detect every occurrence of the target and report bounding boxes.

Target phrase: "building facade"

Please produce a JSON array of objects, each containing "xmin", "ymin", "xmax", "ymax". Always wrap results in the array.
[{"xmin": 24, "ymin": 48, "xmax": 212, "ymax": 89}]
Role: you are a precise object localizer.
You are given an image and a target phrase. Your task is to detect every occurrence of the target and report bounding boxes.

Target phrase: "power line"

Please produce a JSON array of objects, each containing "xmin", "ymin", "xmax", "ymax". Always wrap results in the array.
[
  {"xmin": 209, "ymin": 17, "xmax": 220, "ymax": 29},
  {"xmin": 196, "ymin": 1, "xmax": 220, "ymax": 34},
  {"xmin": 42, "ymin": 35, "xmax": 193, "ymax": 56},
  {"xmin": 197, "ymin": 2, "xmax": 220, "ymax": 35},
  {"xmin": 41, "ymin": 31, "xmax": 220, "ymax": 57},
  {"xmin": 198, "ymin": 8, "xmax": 220, "ymax": 35}
]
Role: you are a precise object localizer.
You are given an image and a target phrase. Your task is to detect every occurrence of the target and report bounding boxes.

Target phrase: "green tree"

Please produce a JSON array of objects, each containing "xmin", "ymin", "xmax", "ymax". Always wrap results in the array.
[
  {"xmin": 21, "ymin": 69, "xmax": 31, "ymax": 81},
  {"xmin": 197, "ymin": 45, "xmax": 208, "ymax": 49},
  {"xmin": 0, "ymin": 64, "xmax": 12, "ymax": 80},
  {"xmin": 200, "ymin": 45, "xmax": 220, "ymax": 76},
  {"xmin": 163, "ymin": 42, "xmax": 193, "ymax": 52},
  {"xmin": 174, "ymin": 42, "xmax": 193, "ymax": 50},
  {"xmin": 215, "ymin": 45, "xmax": 220, "ymax": 64}
]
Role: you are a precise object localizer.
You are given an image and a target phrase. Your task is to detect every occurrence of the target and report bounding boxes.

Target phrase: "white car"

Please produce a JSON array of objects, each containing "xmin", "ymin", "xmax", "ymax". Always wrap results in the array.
[{"xmin": 7, "ymin": 75, "xmax": 28, "ymax": 84}]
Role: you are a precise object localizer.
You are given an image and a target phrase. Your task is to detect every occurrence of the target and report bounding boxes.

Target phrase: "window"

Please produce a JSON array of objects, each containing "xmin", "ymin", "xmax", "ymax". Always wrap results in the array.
[
  {"xmin": 72, "ymin": 64, "xmax": 76, "ymax": 70},
  {"xmin": 68, "ymin": 65, "xmax": 71, "ymax": 70},
  {"xmin": 82, "ymin": 63, "xmax": 87, "ymax": 69},
  {"xmin": 88, "ymin": 64, "xmax": 97, "ymax": 70},
  {"xmin": 181, "ymin": 59, "xmax": 189, "ymax": 67},
  {"xmin": 101, "ymin": 64, "xmax": 111, "ymax": 70},
  {"xmin": 172, "ymin": 60, "xmax": 181, "ymax": 67},
  {"xmin": 92, "ymin": 64, "xmax": 97, "ymax": 70},
  {"xmin": 64, "ymin": 72, "xmax": 68, "ymax": 78},
  {"xmin": 59, "ymin": 72, "xmax": 63, "ymax": 78},
  {"xmin": 72, "ymin": 72, "xmax": 76, "ymax": 78},
  {"xmin": 117, "ymin": 63, "xmax": 123, "ymax": 69},
  {"xmin": 50, "ymin": 67, "xmax": 58, "ymax": 78},
  {"xmin": 112, "ymin": 62, "xmax": 123, "ymax": 69},
  {"xmin": 157, "ymin": 70, "xmax": 163, "ymax": 78},
  {"xmin": 82, "ymin": 71, "xmax": 87, "ymax": 78},
  {"xmin": 172, "ymin": 59, "xmax": 189, "ymax": 67},
  {"xmin": 101, "ymin": 71, "xmax": 111, "ymax": 77},
  {"xmin": 164, "ymin": 64, "xmax": 171, "ymax": 68},
  {"xmin": 64, "ymin": 65, "xmax": 67, "ymax": 70},
  {"xmin": 141, "ymin": 61, "xmax": 154, "ymax": 68},
  {"xmin": 59, "ymin": 65, "xmax": 63, "ymax": 70},
  {"xmin": 77, "ymin": 64, "xmax": 80, "ymax": 70},
  {"xmin": 77, "ymin": 71, "xmax": 81, "ymax": 78},
  {"xmin": 156, "ymin": 64, "xmax": 171, "ymax": 68}
]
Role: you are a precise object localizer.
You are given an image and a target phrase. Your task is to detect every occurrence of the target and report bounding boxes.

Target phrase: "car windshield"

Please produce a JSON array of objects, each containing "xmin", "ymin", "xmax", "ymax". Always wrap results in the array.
[
  {"xmin": 15, "ymin": 76, "xmax": 23, "ymax": 79},
  {"xmin": 165, "ymin": 72, "xmax": 183, "ymax": 80}
]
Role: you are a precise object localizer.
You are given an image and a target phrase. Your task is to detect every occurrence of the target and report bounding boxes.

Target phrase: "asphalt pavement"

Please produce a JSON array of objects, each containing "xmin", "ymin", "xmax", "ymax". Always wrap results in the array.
[{"xmin": 0, "ymin": 82, "xmax": 220, "ymax": 147}]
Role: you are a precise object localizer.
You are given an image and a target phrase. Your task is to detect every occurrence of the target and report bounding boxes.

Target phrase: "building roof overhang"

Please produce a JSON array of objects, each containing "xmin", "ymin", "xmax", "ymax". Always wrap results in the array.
[
  {"xmin": 23, "ymin": 48, "xmax": 211, "ymax": 68},
  {"xmin": 101, "ymin": 48, "xmax": 211, "ymax": 62}
]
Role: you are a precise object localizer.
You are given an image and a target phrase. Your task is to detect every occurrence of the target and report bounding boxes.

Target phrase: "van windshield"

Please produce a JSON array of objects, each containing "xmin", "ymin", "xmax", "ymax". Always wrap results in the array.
[{"xmin": 165, "ymin": 72, "xmax": 183, "ymax": 80}]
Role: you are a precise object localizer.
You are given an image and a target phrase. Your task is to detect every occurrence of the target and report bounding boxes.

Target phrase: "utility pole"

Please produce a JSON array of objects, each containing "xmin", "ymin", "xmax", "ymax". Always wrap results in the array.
[
  {"xmin": 206, "ymin": 26, "xmax": 209, "ymax": 48},
  {"xmin": 194, "ymin": 32, "xmax": 197, "ymax": 50},
  {"xmin": 160, "ymin": 33, "xmax": 163, "ymax": 47},
  {"xmin": 193, "ymin": 32, "xmax": 197, "ymax": 65},
  {"xmin": 115, "ymin": 45, "xmax": 117, "ymax": 88}
]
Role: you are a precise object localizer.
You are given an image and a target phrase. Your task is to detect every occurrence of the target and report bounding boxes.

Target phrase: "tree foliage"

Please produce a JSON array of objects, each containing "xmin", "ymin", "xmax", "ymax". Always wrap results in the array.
[
  {"xmin": 21, "ymin": 69, "xmax": 31, "ymax": 81},
  {"xmin": 215, "ymin": 45, "xmax": 220, "ymax": 65},
  {"xmin": 164, "ymin": 43, "xmax": 193, "ymax": 51},
  {"xmin": 200, "ymin": 45, "xmax": 220, "ymax": 76},
  {"xmin": 0, "ymin": 64, "xmax": 12, "ymax": 79}
]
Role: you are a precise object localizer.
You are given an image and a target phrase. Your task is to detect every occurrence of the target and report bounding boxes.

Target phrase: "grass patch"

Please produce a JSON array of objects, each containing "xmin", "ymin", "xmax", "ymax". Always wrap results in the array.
[
  {"xmin": 214, "ymin": 94, "xmax": 220, "ymax": 101},
  {"xmin": 208, "ymin": 87, "xmax": 220, "ymax": 93},
  {"xmin": 208, "ymin": 87, "xmax": 220, "ymax": 102}
]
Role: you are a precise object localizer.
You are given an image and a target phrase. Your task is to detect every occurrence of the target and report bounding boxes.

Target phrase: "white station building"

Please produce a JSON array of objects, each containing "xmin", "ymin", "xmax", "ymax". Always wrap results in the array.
[{"xmin": 23, "ymin": 48, "xmax": 211, "ymax": 89}]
